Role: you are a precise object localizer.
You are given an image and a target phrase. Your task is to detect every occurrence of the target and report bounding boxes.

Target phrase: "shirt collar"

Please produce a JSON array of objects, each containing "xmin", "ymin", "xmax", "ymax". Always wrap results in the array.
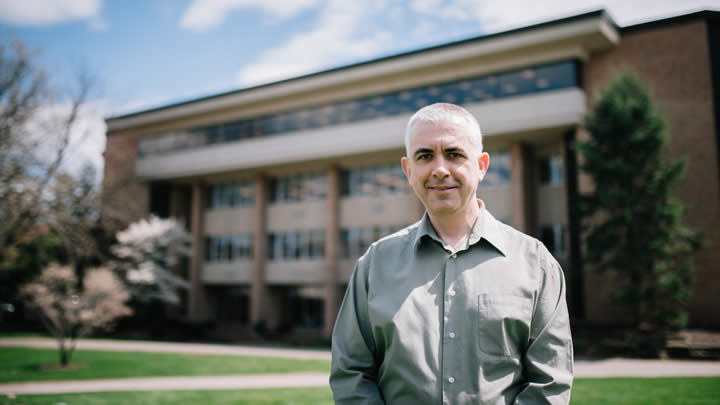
[{"xmin": 413, "ymin": 200, "xmax": 509, "ymax": 256}]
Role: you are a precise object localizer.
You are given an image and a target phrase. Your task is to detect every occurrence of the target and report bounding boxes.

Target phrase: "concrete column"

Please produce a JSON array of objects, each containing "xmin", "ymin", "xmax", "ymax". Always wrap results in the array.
[
  {"xmin": 250, "ymin": 174, "xmax": 269, "ymax": 330},
  {"xmin": 510, "ymin": 143, "xmax": 537, "ymax": 235},
  {"xmin": 323, "ymin": 166, "xmax": 340, "ymax": 339},
  {"xmin": 188, "ymin": 181, "xmax": 212, "ymax": 322}
]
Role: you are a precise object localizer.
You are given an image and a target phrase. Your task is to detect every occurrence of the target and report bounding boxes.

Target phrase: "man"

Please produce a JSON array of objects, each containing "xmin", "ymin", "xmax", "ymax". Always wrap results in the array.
[{"xmin": 330, "ymin": 103, "xmax": 573, "ymax": 404}]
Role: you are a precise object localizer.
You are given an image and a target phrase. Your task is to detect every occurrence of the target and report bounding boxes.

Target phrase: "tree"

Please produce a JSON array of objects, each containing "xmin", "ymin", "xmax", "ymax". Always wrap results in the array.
[
  {"xmin": 20, "ymin": 263, "xmax": 132, "ymax": 366},
  {"xmin": 112, "ymin": 216, "xmax": 191, "ymax": 305},
  {"xmin": 0, "ymin": 37, "xmax": 97, "ymax": 268},
  {"xmin": 0, "ymin": 38, "xmax": 115, "ymax": 328},
  {"xmin": 578, "ymin": 74, "xmax": 702, "ymax": 352}
]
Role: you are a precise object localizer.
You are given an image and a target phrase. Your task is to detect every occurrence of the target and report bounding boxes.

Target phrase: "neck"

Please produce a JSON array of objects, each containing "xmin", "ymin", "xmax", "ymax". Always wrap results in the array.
[{"xmin": 428, "ymin": 201, "xmax": 481, "ymax": 251}]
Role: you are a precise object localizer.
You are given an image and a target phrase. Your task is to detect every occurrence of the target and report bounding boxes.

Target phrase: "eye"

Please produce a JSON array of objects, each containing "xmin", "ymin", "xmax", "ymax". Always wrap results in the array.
[
  {"xmin": 448, "ymin": 152, "xmax": 464, "ymax": 159},
  {"xmin": 417, "ymin": 153, "xmax": 432, "ymax": 160}
]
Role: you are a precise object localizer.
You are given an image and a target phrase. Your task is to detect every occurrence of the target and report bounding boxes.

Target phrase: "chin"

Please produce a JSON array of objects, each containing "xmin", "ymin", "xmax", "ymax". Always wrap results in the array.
[{"xmin": 427, "ymin": 203, "xmax": 460, "ymax": 215}]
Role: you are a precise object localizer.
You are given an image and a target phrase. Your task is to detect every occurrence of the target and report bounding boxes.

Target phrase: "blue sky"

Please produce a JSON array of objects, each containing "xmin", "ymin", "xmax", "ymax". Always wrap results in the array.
[{"xmin": 1, "ymin": 0, "xmax": 718, "ymax": 177}]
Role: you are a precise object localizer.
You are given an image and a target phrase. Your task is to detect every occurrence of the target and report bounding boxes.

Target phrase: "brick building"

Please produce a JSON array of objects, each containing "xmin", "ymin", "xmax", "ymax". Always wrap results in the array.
[{"xmin": 103, "ymin": 9, "xmax": 720, "ymax": 340}]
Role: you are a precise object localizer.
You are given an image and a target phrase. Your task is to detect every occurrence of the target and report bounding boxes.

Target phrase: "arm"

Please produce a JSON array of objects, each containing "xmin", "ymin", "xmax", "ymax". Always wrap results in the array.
[
  {"xmin": 330, "ymin": 255, "xmax": 385, "ymax": 404},
  {"xmin": 514, "ymin": 242, "xmax": 574, "ymax": 405}
]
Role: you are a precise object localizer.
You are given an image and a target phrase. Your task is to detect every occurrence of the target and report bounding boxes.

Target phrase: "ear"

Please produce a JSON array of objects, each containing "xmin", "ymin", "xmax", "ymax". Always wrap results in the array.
[
  {"xmin": 401, "ymin": 157, "xmax": 411, "ymax": 181},
  {"xmin": 478, "ymin": 152, "xmax": 489, "ymax": 181}
]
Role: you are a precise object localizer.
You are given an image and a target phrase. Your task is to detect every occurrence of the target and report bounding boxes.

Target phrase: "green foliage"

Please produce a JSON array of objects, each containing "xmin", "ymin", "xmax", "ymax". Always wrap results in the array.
[
  {"xmin": 0, "ymin": 232, "xmax": 68, "ymax": 324},
  {"xmin": 578, "ymin": 74, "xmax": 702, "ymax": 335}
]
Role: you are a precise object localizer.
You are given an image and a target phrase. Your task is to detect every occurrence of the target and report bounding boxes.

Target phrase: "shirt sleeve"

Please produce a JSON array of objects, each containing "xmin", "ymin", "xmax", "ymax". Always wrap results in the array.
[
  {"xmin": 514, "ymin": 242, "xmax": 574, "ymax": 405},
  {"xmin": 330, "ymin": 251, "xmax": 385, "ymax": 404}
]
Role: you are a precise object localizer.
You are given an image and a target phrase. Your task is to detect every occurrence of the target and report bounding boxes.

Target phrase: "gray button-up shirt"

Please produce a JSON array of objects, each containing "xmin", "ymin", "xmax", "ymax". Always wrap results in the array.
[{"xmin": 330, "ymin": 204, "xmax": 573, "ymax": 404}]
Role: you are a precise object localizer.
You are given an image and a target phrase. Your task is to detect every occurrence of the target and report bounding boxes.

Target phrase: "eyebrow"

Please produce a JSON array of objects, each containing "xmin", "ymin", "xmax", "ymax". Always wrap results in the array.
[
  {"xmin": 413, "ymin": 148, "xmax": 434, "ymax": 158},
  {"xmin": 444, "ymin": 146, "xmax": 465, "ymax": 154},
  {"xmin": 413, "ymin": 146, "xmax": 468, "ymax": 158}
]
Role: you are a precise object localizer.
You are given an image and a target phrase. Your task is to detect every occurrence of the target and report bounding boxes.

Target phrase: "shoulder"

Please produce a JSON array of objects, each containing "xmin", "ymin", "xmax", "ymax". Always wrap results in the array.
[
  {"xmin": 364, "ymin": 221, "xmax": 419, "ymax": 258},
  {"xmin": 355, "ymin": 220, "xmax": 421, "ymax": 272}
]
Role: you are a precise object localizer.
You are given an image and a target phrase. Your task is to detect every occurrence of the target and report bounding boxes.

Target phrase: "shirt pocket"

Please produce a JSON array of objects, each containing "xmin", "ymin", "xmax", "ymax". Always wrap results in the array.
[{"xmin": 477, "ymin": 294, "xmax": 532, "ymax": 357}]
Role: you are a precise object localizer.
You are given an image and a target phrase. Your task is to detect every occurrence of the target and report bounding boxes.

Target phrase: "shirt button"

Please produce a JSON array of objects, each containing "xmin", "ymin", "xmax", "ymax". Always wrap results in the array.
[
  {"xmin": 449, "ymin": 290, "xmax": 456, "ymax": 296},
  {"xmin": 449, "ymin": 332, "xmax": 456, "ymax": 339},
  {"xmin": 448, "ymin": 377, "xmax": 455, "ymax": 384},
  {"xmin": 450, "ymin": 254, "xmax": 457, "ymax": 259}
]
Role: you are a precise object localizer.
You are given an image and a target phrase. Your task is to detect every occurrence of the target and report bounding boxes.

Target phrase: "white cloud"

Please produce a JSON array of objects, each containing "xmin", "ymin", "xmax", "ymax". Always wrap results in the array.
[
  {"xmin": 235, "ymin": 0, "xmax": 720, "ymax": 88},
  {"xmin": 24, "ymin": 99, "xmax": 108, "ymax": 183},
  {"xmin": 88, "ymin": 15, "xmax": 109, "ymax": 32},
  {"xmin": 0, "ymin": 0, "xmax": 102, "ymax": 26},
  {"xmin": 236, "ymin": 0, "xmax": 391, "ymax": 86},
  {"xmin": 180, "ymin": 0, "xmax": 321, "ymax": 31},
  {"xmin": 410, "ymin": 0, "xmax": 720, "ymax": 33}
]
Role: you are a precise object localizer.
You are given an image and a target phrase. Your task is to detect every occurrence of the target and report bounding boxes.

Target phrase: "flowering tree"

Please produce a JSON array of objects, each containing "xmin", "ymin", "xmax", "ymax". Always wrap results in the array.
[
  {"xmin": 112, "ymin": 216, "xmax": 191, "ymax": 305},
  {"xmin": 20, "ymin": 264, "xmax": 132, "ymax": 366}
]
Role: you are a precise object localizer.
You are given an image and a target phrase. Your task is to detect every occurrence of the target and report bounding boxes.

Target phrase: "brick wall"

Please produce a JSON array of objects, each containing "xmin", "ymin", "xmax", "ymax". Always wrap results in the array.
[
  {"xmin": 102, "ymin": 132, "xmax": 149, "ymax": 231},
  {"xmin": 582, "ymin": 18, "xmax": 720, "ymax": 327}
]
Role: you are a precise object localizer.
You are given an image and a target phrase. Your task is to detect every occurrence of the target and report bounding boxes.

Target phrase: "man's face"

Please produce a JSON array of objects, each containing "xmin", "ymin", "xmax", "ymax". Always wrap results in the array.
[{"xmin": 401, "ymin": 120, "xmax": 489, "ymax": 218}]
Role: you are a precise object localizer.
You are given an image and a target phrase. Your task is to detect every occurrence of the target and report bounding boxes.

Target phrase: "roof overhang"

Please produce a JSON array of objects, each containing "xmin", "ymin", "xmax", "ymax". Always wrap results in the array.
[
  {"xmin": 135, "ymin": 88, "xmax": 586, "ymax": 180},
  {"xmin": 107, "ymin": 10, "xmax": 618, "ymax": 133}
]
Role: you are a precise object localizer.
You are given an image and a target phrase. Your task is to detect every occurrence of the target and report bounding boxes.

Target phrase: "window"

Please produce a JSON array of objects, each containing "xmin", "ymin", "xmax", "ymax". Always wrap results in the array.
[
  {"xmin": 290, "ymin": 294, "xmax": 324, "ymax": 329},
  {"xmin": 539, "ymin": 224, "xmax": 565, "ymax": 259},
  {"xmin": 204, "ymin": 234, "xmax": 253, "ymax": 263},
  {"xmin": 269, "ymin": 173, "xmax": 327, "ymax": 203},
  {"xmin": 341, "ymin": 164, "xmax": 407, "ymax": 197},
  {"xmin": 478, "ymin": 151, "xmax": 511, "ymax": 188},
  {"xmin": 207, "ymin": 181, "xmax": 255, "ymax": 209},
  {"xmin": 267, "ymin": 231, "xmax": 325, "ymax": 260},
  {"xmin": 538, "ymin": 155, "xmax": 563, "ymax": 186},
  {"xmin": 139, "ymin": 61, "xmax": 580, "ymax": 157}
]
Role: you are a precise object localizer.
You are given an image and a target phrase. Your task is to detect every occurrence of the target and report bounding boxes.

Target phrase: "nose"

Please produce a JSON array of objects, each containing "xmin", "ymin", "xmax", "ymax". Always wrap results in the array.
[{"xmin": 430, "ymin": 156, "xmax": 450, "ymax": 178}]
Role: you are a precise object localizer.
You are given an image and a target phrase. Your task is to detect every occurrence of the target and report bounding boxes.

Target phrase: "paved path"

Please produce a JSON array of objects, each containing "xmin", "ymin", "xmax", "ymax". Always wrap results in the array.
[
  {"xmin": 0, "ymin": 373, "xmax": 330, "ymax": 395},
  {"xmin": 2, "ymin": 338, "xmax": 719, "ymax": 395}
]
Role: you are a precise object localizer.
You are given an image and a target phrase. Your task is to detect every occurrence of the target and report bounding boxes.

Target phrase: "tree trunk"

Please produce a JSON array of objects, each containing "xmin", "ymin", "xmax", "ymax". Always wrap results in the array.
[{"xmin": 60, "ymin": 348, "xmax": 69, "ymax": 366}]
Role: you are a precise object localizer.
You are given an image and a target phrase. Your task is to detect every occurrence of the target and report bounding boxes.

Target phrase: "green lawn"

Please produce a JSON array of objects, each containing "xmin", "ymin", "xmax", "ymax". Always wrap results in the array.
[
  {"xmin": 3, "ymin": 388, "xmax": 334, "ymax": 405},
  {"xmin": 571, "ymin": 377, "xmax": 720, "ymax": 405},
  {"xmin": 2, "ymin": 378, "xmax": 719, "ymax": 405},
  {"xmin": 0, "ymin": 347, "xmax": 330, "ymax": 383}
]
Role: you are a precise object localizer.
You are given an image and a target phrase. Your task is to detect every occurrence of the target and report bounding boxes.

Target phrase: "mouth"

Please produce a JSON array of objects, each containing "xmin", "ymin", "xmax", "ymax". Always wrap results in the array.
[{"xmin": 427, "ymin": 185, "xmax": 458, "ymax": 191}]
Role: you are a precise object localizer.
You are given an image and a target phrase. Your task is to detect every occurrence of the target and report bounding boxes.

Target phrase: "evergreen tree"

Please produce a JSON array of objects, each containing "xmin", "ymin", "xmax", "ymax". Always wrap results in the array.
[{"xmin": 578, "ymin": 74, "xmax": 702, "ymax": 350}]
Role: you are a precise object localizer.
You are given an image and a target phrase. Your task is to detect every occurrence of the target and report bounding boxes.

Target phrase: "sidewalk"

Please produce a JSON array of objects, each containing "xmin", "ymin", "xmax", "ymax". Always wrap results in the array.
[{"xmin": 1, "ymin": 338, "xmax": 719, "ymax": 395}]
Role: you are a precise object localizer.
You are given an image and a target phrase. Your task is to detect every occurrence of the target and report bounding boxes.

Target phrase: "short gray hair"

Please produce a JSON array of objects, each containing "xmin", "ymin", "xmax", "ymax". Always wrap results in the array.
[{"xmin": 404, "ymin": 103, "xmax": 483, "ymax": 156}]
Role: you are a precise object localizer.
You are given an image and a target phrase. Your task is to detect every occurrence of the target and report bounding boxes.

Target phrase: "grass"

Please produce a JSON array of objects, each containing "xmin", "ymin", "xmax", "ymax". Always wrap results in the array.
[
  {"xmin": 0, "ymin": 332, "xmax": 47, "ymax": 339},
  {"xmin": 1, "ymin": 345, "xmax": 718, "ymax": 404},
  {"xmin": 2, "ymin": 388, "xmax": 334, "ymax": 405},
  {"xmin": 570, "ymin": 377, "xmax": 720, "ymax": 405},
  {"xmin": 1, "ymin": 378, "xmax": 719, "ymax": 405},
  {"xmin": 0, "ymin": 347, "xmax": 330, "ymax": 383}
]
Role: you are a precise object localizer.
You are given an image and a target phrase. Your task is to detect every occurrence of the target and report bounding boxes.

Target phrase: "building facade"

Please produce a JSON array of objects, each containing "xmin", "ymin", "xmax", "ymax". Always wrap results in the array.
[{"xmin": 103, "ymin": 10, "xmax": 720, "ymax": 340}]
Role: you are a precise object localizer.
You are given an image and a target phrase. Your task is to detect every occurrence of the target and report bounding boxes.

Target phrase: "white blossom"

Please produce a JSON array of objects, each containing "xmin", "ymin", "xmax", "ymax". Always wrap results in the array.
[
  {"xmin": 20, "ymin": 264, "xmax": 133, "ymax": 366},
  {"xmin": 112, "ymin": 215, "xmax": 191, "ymax": 304}
]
